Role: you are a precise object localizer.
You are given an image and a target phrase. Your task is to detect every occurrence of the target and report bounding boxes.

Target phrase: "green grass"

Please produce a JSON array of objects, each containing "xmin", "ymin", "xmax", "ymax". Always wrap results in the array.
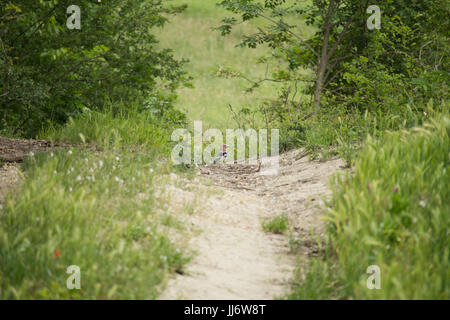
[
  {"xmin": 0, "ymin": 107, "xmax": 190, "ymax": 299},
  {"xmin": 262, "ymin": 214, "xmax": 289, "ymax": 234},
  {"xmin": 44, "ymin": 105, "xmax": 176, "ymax": 156},
  {"xmin": 288, "ymin": 110, "xmax": 450, "ymax": 299},
  {"xmin": 278, "ymin": 101, "xmax": 434, "ymax": 165}
]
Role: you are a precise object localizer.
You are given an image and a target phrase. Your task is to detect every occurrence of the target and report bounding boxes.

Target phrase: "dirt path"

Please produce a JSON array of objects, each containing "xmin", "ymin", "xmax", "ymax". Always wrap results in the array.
[
  {"xmin": 0, "ymin": 136, "xmax": 74, "ymax": 204},
  {"xmin": 0, "ymin": 162, "xmax": 21, "ymax": 205},
  {"xmin": 160, "ymin": 150, "xmax": 345, "ymax": 300},
  {"xmin": 0, "ymin": 136, "xmax": 62, "ymax": 162}
]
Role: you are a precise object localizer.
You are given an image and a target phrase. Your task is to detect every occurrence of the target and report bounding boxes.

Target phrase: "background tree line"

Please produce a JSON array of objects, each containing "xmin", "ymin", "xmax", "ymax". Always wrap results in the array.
[
  {"xmin": 217, "ymin": 0, "xmax": 448, "ymax": 154},
  {"xmin": 0, "ymin": 0, "xmax": 189, "ymax": 137}
]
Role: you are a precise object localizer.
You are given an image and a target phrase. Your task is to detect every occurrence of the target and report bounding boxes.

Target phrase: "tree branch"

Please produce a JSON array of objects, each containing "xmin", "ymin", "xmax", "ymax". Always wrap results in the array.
[
  {"xmin": 256, "ymin": 12, "xmax": 319, "ymax": 58},
  {"xmin": 326, "ymin": 15, "xmax": 354, "ymax": 60}
]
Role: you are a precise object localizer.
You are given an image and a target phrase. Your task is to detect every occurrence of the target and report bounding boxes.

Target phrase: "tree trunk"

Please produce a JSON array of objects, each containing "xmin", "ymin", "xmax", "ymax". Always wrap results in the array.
[
  {"xmin": 313, "ymin": 0, "xmax": 333, "ymax": 113},
  {"xmin": 313, "ymin": 57, "xmax": 327, "ymax": 112}
]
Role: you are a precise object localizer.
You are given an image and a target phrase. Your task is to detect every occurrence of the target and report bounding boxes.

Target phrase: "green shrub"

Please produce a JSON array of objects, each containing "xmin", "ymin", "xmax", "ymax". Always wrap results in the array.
[{"xmin": 0, "ymin": 1, "xmax": 188, "ymax": 137}]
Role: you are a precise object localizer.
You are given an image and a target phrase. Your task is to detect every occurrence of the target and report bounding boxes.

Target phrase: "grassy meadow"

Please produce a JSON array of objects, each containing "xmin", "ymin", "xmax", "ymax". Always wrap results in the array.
[{"xmin": 158, "ymin": 0, "xmax": 313, "ymax": 130}]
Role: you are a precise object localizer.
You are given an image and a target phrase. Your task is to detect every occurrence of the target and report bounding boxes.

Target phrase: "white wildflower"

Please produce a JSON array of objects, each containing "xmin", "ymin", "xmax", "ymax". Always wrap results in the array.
[
  {"xmin": 115, "ymin": 156, "xmax": 120, "ymax": 161},
  {"xmin": 50, "ymin": 152, "xmax": 54, "ymax": 157},
  {"xmin": 419, "ymin": 200, "xmax": 426, "ymax": 208},
  {"xmin": 29, "ymin": 151, "xmax": 34, "ymax": 157},
  {"xmin": 68, "ymin": 150, "xmax": 73, "ymax": 155},
  {"xmin": 69, "ymin": 187, "xmax": 73, "ymax": 192},
  {"xmin": 99, "ymin": 160, "xmax": 103, "ymax": 168},
  {"xmin": 76, "ymin": 175, "xmax": 82, "ymax": 181},
  {"xmin": 115, "ymin": 176, "xmax": 120, "ymax": 182}
]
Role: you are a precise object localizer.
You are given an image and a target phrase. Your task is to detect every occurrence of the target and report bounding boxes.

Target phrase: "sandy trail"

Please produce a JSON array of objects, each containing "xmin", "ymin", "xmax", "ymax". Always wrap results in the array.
[
  {"xmin": 160, "ymin": 149, "xmax": 345, "ymax": 300},
  {"xmin": 0, "ymin": 162, "xmax": 20, "ymax": 204}
]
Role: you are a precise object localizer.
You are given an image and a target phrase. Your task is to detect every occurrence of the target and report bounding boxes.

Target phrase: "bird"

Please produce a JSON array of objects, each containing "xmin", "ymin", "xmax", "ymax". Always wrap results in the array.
[{"xmin": 213, "ymin": 144, "xmax": 229, "ymax": 164}]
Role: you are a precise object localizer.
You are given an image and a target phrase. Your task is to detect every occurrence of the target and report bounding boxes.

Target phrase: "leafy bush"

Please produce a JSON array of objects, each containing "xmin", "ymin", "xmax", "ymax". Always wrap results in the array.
[{"xmin": 0, "ymin": 0, "xmax": 189, "ymax": 137}]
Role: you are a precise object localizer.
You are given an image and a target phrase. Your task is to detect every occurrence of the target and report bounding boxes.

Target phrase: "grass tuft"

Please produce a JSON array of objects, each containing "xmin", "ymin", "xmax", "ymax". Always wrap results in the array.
[{"xmin": 262, "ymin": 214, "xmax": 289, "ymax": 234}]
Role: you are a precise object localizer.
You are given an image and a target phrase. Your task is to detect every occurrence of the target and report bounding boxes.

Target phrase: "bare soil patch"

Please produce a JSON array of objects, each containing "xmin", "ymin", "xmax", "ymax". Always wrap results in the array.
[
  {"xmin": 0, "ymin": 136, "xmax": 75, "ymax": 204},
  {"xmin": 0, "ymin": 162, "xmax": 21, "ymax": 204},
  {"xmin": 0, "ymin": 136, "xmax": 73, "ymax": 162}
]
